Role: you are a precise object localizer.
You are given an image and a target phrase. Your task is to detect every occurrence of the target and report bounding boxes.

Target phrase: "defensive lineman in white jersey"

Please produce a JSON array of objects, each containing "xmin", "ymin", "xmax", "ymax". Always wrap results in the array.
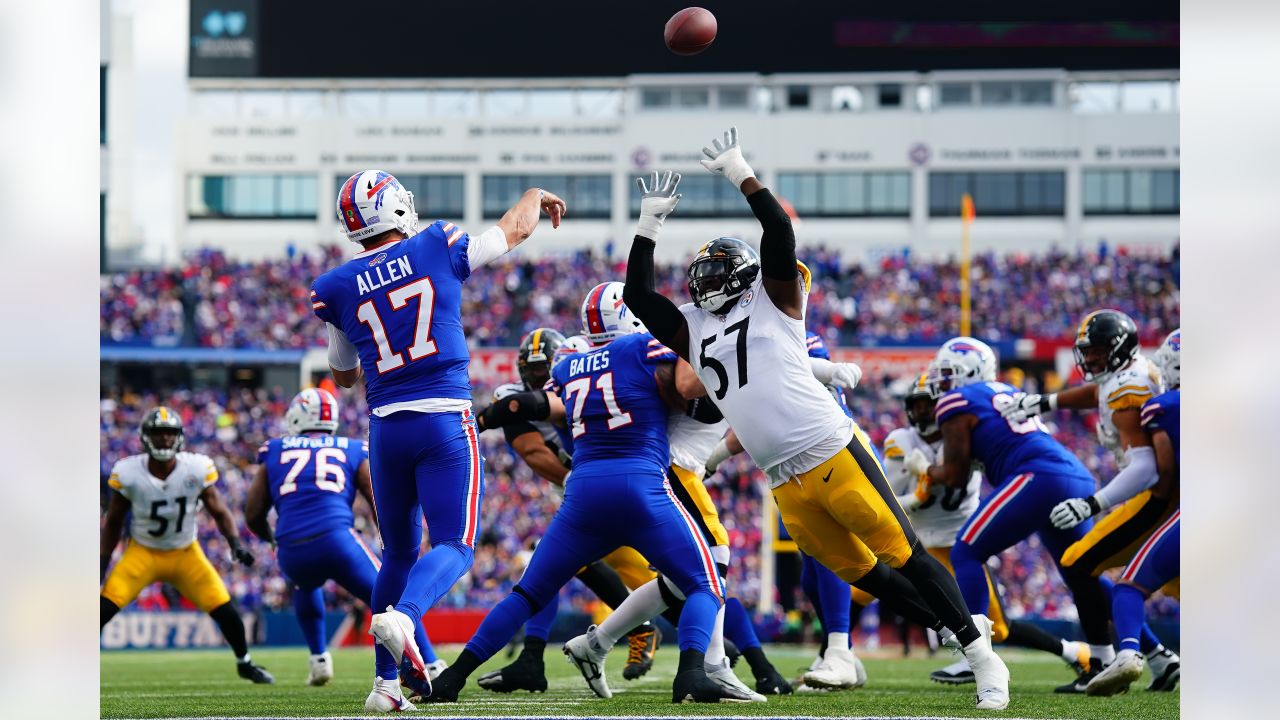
[{"xmin": 621, "ymin": 126, "xmax": 1009, "ymax": 710}]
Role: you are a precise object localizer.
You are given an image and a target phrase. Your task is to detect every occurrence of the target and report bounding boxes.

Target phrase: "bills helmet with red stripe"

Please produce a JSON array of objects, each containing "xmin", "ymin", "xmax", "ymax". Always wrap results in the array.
[
  {"xmin": 927, "ymin": 336, "xmax": 997, "ymax": 396},
  {"xmin": 1153, "ymin": 327, "xmax": 1180, "ymax": 389},
  {"xmin": 335, "ymin": 170, "xmax": 419, "ymax": 244},
  {"xmin": 580, "ymin": 282, "xmax": 647, "ymax": 346},
  {"xmin": 552, "ymin": 334, "xmax": 592, "ymax": 368},
  {"xmin": 286, "ymin": 388, "xmax": 340, "ymax": 435}
]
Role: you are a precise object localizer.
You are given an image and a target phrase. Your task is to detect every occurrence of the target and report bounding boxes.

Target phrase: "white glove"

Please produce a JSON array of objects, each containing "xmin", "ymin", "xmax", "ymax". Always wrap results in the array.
[
  {"xmin": 635, "ymin": 170, "xmax": 682, "ymax": 239},
  {"xmin": 699, "ymin": 126, "xmax": 755, "ymax": 189},
  {"xmin": 829, "ymin": 362, "xmax": 863, "ymax": 390},
  {"xmin": 903, "ymin": 448, "xmax": 931, "ymax": 479},
  {"xmin": 704, "ymin": 438, "xmax": 733, "ymax": 476},
  {"xmin": 550, "ymin": 470, "xmax": 571, "ymax": 498},
  {"xmin": 1001, "ymin": 392, "xmax": 1054, "ymax": 423},
  {"xmin": 898, "ymin": 492, "xmax": 924, "ymax": 512},
  {"xmin": 1049, "ymin": 496, "xmax": 1101, "ymax": 530}
]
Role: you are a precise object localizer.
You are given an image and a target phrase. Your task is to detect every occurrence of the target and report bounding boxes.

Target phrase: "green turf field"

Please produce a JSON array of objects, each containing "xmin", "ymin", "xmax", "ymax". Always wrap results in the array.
[{"xmin": 101, "ymin": 644, "xmax": 1177, "ymax": 719}]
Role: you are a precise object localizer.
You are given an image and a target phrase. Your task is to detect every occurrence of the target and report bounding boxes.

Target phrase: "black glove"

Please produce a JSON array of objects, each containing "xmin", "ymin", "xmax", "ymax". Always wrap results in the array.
[{"xmin": 230, "ymin": 542, "xmax": 256, "ymax": 567}]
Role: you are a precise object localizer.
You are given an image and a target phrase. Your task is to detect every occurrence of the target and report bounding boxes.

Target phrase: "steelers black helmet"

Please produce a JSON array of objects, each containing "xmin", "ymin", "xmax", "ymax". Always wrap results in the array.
[
  {"xmin": 903, "ymin": 372, "xmax": 938, "ymax": 436},
  {"xmin": 517, "ymin": 328, "xmax": 567, "ymax": 389},
  {"xmin": 1073, "ymin": 310, "xmax": 1140, "ymax": 382},
  {"xmin": 140, "ymin": 406, "xmax": 184, "ymax": 462},
  {"xmin": 687, "ymin": 237, "xmax": 760, "ymax": 313}
]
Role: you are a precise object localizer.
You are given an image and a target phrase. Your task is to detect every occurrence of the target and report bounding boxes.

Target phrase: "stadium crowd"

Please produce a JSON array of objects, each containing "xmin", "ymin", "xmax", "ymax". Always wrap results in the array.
[{"xmin": 101, "ymin": 243, "xmax": 1179, "ymax": 350}]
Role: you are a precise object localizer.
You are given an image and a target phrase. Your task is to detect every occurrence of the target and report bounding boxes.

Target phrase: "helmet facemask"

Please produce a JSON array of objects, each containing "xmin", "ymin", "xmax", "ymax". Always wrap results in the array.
[
  {"xmin": 688, "ymin": 255, "xmax": 756, "ymax": 313},
  {"xmin": 142, "ymin": 427, "xmax": 183, "ymax": 462}
]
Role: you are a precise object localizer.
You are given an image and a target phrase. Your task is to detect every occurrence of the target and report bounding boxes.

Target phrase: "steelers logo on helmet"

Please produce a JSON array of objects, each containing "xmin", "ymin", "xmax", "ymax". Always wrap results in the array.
[
  {"xmin": 687, "ymin": 237, "xmax": 760, "ymax": 313},
  {"xmin": 140, "ymin": 406, "xmax": 185, "ymax": 462},
  {"xmin": 904, "ymin": 372, "xmax": 939, "ymax": 436},
  {"xmin": 1073, "ymin": 309, "xmax": 1139, "ymax": 383},
  {"xmin": 517, "ymin": 327, "xmax": 567, "ymax": 390}
]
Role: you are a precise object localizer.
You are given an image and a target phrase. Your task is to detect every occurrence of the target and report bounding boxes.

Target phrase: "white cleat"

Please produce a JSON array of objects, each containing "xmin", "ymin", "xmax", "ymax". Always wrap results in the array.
[
  {"xmin": 930, "ymin": 657, "xmax": 975, "ymax": 685},
  {"xmin": 307, "ymin": 651, "xmax": 334, "ymax": 686},
  {"xmin": 707, "ymin": 659, "xmax": 766, "ymax": 702},
  {"xmin": 364, "ymin": 676, "xmax": 415, "ymax": 713},
  {"xmin": 426, "ymin": 658, "xmax": 449, "ymax": 681},
  {"xmin": 1087, "ymin": 649, "xmax": 1145, "ymax": 696},
  {"xmin": 369, "ymin": 607, "xmax": 426, "ymax": 680},
  {"xmin": 803, "ymin": 646, "xmax": 865, "ymax": 690},
  {"xmin": 961, "ymin": 615, "xmax": 1010, "ymax": 710},
  {"xmin": 563, "ymin": 625, "xmax": 613, "ymax": 699},
  {"xmin": 1145, "ymin": 647, "xmax": 1180, "ymax": 691}
]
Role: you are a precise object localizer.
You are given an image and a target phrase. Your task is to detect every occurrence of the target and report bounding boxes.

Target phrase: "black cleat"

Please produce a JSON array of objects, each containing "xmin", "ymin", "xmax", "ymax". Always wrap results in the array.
[
  {"xmin": 1055, "ymin": 657, "xmax": 1102, "ymax": 694},
  {"xmin": 672, "ymin": 668, "xmax": 756, "ymax": 703},
  {"xmin": 236, "ymin": 661, "xmax": 275, "ymax": 684},
  {"xmin": 425, "ymin": 667, "xmax": 464, "ymax": 703},
  {"xmin": 477, "ymin": 651, "xmax": 548, "ymax": 693},
  {"xmin": 755, "ymin": 665, "xmax": 794, "ymax": 695},
  {"xmin": 623, "ymin": 626, "xmax": 662, "ymax": 681}
]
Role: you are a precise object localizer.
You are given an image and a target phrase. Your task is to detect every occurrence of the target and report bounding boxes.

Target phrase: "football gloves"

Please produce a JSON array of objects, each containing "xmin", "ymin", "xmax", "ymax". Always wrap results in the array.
[
  {"xmin": 230, "ymin": 542, "xmax": 256, "ymax": 567},
  {"xmin": 829, "ymin": 362, "xmax": 863, "ymax": 390},
  {"xmin": 1049, "ymin": 496, "xmax": 1103, "ymax": 530},
  {"xmin": 903, "ymin": 448, "xmax": 932, "ymax": 479},
  {"xmin": 1001, "ymin": 392, "xmax": 1055, "ymax": 423},
  {"xmin": 635, "ymin": 170, "xmax": 682, "ymax": 240},
  {"xmin": 699, "ymin": 126, "xmax": 755, "ymax": 188}
]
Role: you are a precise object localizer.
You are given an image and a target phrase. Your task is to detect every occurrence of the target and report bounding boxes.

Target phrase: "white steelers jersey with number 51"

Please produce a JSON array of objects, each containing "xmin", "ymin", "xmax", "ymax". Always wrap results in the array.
[
  {"xmin": 107, "ymin": 452, "xmax": 219, "ymax": 551},
  {"xmin": 680, "ymin": 275, "xmax": 854, "ymax": 486}
]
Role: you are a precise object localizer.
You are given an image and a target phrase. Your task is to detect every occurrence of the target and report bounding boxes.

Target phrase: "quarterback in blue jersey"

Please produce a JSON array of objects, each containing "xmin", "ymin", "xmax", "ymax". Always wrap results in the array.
[
  {"xmin": 312, "ymin": 169, "xmax": 566, "ymax": 712},
  {"xmin": 245, "ymin": 389, "xmax": 441, "ymax": 691},
  {"xmin": 1088, "ymin": 329, "xmax": 1181, "ymax": 696},
  {"xmin": 921, "ymin": 337, "xmax": 1113, "ymax": 692},
  {"xmin": 429, "ymin": 283, "xmax": 753, "ymax": 704}
]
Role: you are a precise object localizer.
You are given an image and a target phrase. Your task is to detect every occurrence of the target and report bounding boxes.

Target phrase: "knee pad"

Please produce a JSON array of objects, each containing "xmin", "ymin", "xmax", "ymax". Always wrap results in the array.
[{"xmin": 657, "ymin": 574, "xmax": 687, "ymax": 605}]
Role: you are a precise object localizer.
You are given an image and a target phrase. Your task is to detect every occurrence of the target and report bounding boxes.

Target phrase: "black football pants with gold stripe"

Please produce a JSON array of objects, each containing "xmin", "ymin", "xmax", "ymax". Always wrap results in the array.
[{"xmin": 772, "ymin": 432, "xmax": 981, "ymax": 647}]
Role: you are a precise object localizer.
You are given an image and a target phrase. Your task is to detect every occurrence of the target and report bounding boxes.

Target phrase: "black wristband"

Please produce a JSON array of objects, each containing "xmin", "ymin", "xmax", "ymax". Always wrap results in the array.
[
  {"xmin": 685, "ymin": 396, "xmax": 724, "ymax": 424},
  {"xmin": 1086, "ymin": 496, "xmax": 1103, "ymax": 516}
]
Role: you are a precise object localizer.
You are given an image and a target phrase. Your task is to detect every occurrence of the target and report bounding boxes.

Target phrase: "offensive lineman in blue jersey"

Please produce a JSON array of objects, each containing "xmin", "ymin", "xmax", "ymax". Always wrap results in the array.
[
  {"xmin": 1088, "ymin": 329, "xmax": 1181, "ymax": 696},
  {"xmin": 919, "ymin": 337, "xmax": 1112, "ymax": 691},
  {"xmin": 312, "ymin": 169, "xmax": 566, "ymax": 712},
  {"xmin": 245, "ymin": 389, "xmax": 441, "ymax": 692},
  {"xmin": 428, "ymin": 283, "xmax": 753, "ymax": 704}
]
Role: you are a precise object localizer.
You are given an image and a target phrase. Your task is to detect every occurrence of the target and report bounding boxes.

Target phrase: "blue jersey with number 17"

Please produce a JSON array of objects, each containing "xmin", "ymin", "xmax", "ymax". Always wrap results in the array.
[
  {"xmin": 311, "ymin": 220, "xmax": 476, "ymax": 410},
  {"xmin": 934, "ymin": 381, "xmax": 1089, "ymax": 486},
  {"xmin": 258, "ymin": 434, "xmax": 368, "ymax": 542},
  {"xmin": 549, "ymin": 333, "xmax": 678, "ymax": 475}
]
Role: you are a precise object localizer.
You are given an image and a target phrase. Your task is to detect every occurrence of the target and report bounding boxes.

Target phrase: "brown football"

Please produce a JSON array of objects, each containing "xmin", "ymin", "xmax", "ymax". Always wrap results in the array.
[{"xmin": 664, "ymin": 7, "xmax": 717, "ymax": 56}]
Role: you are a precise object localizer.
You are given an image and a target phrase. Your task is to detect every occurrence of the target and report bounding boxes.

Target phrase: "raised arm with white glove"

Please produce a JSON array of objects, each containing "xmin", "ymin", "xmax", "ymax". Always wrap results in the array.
[
  {"xmin": 809, "ymin": 357, "xmax": 863, "ymax": 390},
  {"xmin": 699, "ymin": 126, "xmax": 756, "ymax": 189},
  {"xmin": 635, "ymin": 171, "xmax": 682, "ymax": 240}
]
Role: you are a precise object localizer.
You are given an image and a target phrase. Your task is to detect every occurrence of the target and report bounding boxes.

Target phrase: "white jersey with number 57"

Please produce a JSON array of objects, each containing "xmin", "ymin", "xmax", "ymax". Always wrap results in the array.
[
  {"xmin": 107, "ymin": 452, "xmax": 219, "ymax": 551},
  {"xmin": 680, "ymin": 275, "xmax": 854, "ymax": 487},
  {"xmin": 882, "ymin": 427, "xmax": 981, "ymax": 548}
]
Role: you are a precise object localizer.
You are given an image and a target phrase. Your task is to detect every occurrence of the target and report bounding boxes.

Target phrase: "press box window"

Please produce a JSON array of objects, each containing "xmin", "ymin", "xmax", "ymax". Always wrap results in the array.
[
  {"xmin": 1083, "ymin": 169, "xmax": 1179, "ymax": 215},
  {"xmin": 485, "ymin": 175, "xmax": 611, "ymax": 219},
  {"xmin": 188, "ymin": 175, "xmax": 319, "ymax": 219},
  {"xmin": 630, "ymin": 174, "xmax": 753, "ymax": 218},
  {"xmin": 929, "ymin": 171, "xmax": 1065, "ymax": 217},
  {"xmin": 776, "ymin": 172, "xmax": 911, "ymax": 217}
]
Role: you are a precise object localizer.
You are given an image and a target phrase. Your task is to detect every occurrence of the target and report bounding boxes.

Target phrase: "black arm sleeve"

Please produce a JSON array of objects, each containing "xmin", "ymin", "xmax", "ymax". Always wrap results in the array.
[
  {"xmin": 685, "ymin": 396, "xmax": 724, "ymax": 424},
  {"xmin": 747, "ymin": 188, "xmax": 797, "ymax": 282},
  {"xmin": 623, "ymin": 236, "xmax": 690, "ymax": 360},
  {"xmin": 501, "ymin": 421, "xmax": 540, "ymax": 446},
  {"xmin": 478, "ymin": 390, "xmax": 550, "ymax": 430}
]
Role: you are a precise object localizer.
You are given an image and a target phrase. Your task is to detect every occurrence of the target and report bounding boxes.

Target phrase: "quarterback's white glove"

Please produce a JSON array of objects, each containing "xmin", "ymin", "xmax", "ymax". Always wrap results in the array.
[
  {"xmin": 1001, "ymin": 392, "xmax": 1055, "ymax": 423},
  {"xmin": 699, "ymin": 126, "xmax": 755, "ymax": 189},
  {"xmin": 903, "ymin": 448, "xmax": 932, "ymax": 479},
  {"xmin": 829, "ymin": 362, "xmax": 863, "ymax": 390},
  {"xmin": 635, "ymin": 170, "xmax": 682, "ymax": 239},
  {"xmin": 1049, "ymin": 496, "xmax": 1103, "ymax": 530}
]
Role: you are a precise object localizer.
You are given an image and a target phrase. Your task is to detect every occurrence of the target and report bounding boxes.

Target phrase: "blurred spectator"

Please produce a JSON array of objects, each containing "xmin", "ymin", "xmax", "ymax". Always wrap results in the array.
[{"xmin": 102, "ymin": 243, "xmax": 1179, "ymax": 349}]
